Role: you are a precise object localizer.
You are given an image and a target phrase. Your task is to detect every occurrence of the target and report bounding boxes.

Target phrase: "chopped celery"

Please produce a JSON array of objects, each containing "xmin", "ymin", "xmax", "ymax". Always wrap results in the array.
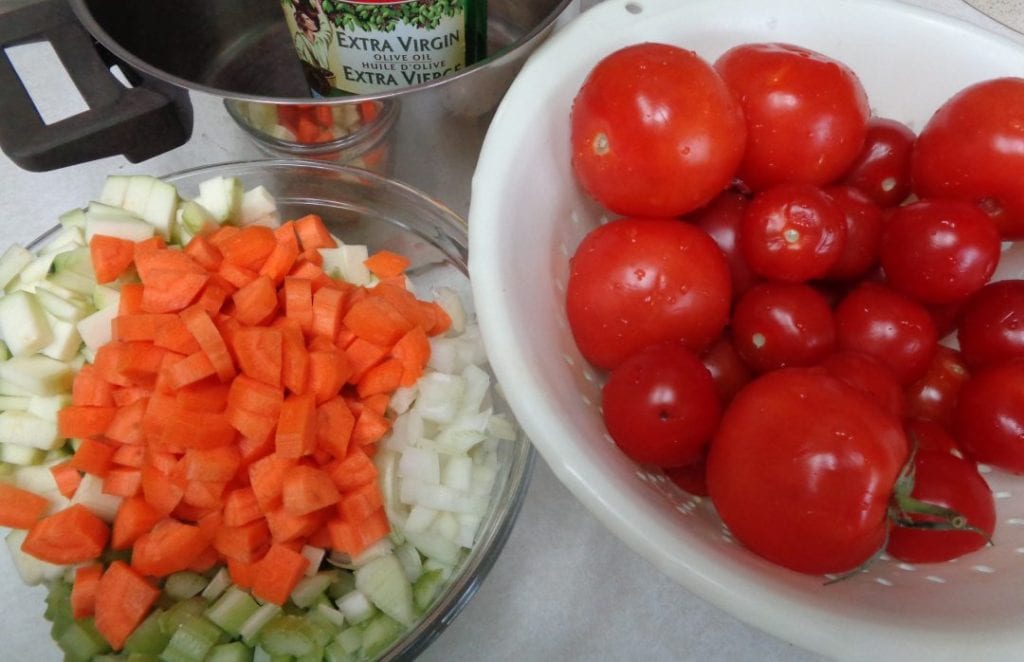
[
  {"xmin": 200, "ymin": 567, "xmax": 232, "ymax": 601},
  {"xmin": 124, "ymin": 609, "xmax": 171, "ymax": 655},
  {"xmin": 161, "ymin": 613, "xmax": 224, "ymax": 661},
  {"xmin": 159, "ymin": 596, "xmax": 210, "ymax": 635},
  {"xmin": 413, "ymin": 568, "xmax": 446, "ymax": 612},
  {"xmin": 45, "ymin": 580, "xmax": 74, "ymax": 639},
  {"xmin": 57, "ymin": 616, "xmax": 112, "ymax": 662},
  {"xmin": 206, "ymin": 641, "xmax": 255, "ymax": 662},
  {"xmin": 290, "ymin": 571, "xmax": 335, "ymax": 608},
  {"xmin": 324, "ymin": 641, "xmax": 356, "ymax": 662},
  {"xmin": 315, "ymin": 603, "xmax": 346, "ymax": 629},
  {"xmin": 359, "ymin": 614, "xmax": 404, "ymax": 660},
  {"xmin": 335, "ymin": 626, "xmax": 362, "ymax": 654},
  {"xmin": 303, "ymin": 609, "xmax": 338, "ymax": 648},
  {"xmin": 354, "ymin": 553, "xmax": 415, "ymax": 626},
  {"xmin": 164, "ymin": 571, "xmax": 209, "ymax": 601},
  {"xmin": 258, "ymin": 614, "xmax": 320, "ymax": 657},
  {"xmin": 295, "ymin": 651, "xmax": 326, "ymax": 662},
  {"xmin": 240, "ymin": 602, "xmax": 282, "ymax": 646},
  {"xmin": 326, "ymin": 572, "xmax": 356, "ymax": 601},
  {"xmin": 206, "ymin": 586, "xmax": 261, "ymax": 636}
]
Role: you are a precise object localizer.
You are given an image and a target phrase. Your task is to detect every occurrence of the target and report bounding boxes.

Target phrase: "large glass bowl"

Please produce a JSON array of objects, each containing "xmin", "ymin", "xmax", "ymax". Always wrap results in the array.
[{"xmin": 24, "ymin": 159, "xmax": 535, "ymax": 661}]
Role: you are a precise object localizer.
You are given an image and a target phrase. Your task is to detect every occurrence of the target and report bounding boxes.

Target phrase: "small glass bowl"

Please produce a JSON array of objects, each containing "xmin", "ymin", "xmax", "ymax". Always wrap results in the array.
[{"xmin": 223, "ymin": 101, "xmax": 398, "ymax": 174}]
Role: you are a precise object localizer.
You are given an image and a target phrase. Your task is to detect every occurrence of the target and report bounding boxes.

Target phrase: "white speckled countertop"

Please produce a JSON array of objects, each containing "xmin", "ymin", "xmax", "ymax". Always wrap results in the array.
[{"xmin": 0, "ymin": 1, "xmax": 1021, "ymax": 660}]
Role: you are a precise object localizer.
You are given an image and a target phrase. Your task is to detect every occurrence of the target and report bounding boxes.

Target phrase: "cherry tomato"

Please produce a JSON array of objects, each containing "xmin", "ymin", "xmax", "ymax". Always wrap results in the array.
[
  {"xmin": 823, "ymin": 185, "xmax": 885, "ymax": 281},
  {"xmin": 880, "ymin": 199, "xmax": 1001, "ymax": 305},
  {"xmin": 912, "ymin": 77, "xmax": 1024, "ymax": 239},
  {"xmin": 953, "ymin": 358, "xmax": 1024, "ymax": 473},
  {"xmin": 688, "ymin": 190, "xmax": 761, "ymax": 298},
  {"xmin": 566, "ymin": 217, "xmax": 732, "ymax": 370},
  {"xmin": 834, "ymin": 282, "xmax": 939, "ymax": 385},
  {"xmin": 707, "ymin": 368, "xmax": 908, "ymax": 575},
  {"xmin": 821, "ymin": 350, "xmax": 905, "ymax": 418},
  {"xmin": 740, "ymin": 184, "xmax": 847, "ymax": 282},
  {"xmin": 731, "ymin": 282, "xmax": 835, "ymax": 373},
  {"xmin": 665, "ymin": 456, "xmax": 710, "ymax": 497},
  {"xmin": 957, "ymin": 279, "xmax": 1024, "ymax": 370},
  {"xmin": 905, "ymin": 418, "xmax": 964, "ymax": 457},
  {"xmin": 714, "ymin": 42, "xmax": 869, "ymax": 192},
  {"xmin": 886, "ymin": 449, "xmax": 995, "ymax": 563},
  {"xmin": 602, "ymin": 343, "xmax": 721, "ymax": 467},
  {"xmin": 842, "ymin": 117, "xmax": 916, "ymax": 208},
  {"xmin": 904, "ymin": 345, "xmax": 971, "ymax": 429},
  {"xmin": 571, "ymin": 43, "xmax": 747, "ymax": 217},
  {"xmin": 700, "ymin": 332, "xmax": 753, "ymax": 405}
]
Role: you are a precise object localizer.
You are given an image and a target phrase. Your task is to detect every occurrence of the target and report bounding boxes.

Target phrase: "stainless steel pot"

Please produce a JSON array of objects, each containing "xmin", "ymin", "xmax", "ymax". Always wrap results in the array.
[{"xmin": 0, "ymin": 0, "xmax": 577, "ymax": 214}]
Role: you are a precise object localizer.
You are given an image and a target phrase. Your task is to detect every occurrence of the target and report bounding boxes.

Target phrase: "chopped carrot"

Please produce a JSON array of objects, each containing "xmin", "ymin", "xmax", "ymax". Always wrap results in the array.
[
  {"xmin": 276, "ymin": 393, "xmax": 317, "ymax": 458},
  {"xmin": 174, "ymin": 377, "xmax": 230, "ymax": 413},
  {"xmin": 131, "ymin": 519, "xmax": 207, "ymax": 577},
  {"xmin": 232, "ymin": 275, "xmax": 278, "ymax": 326},
  {"xmin": 351, "ymin": 406, "xmax": 390, "ymax": 446},
  {"xmin": 221, "ymin": 226, "xmax": 278, "ymax": 270},
  {"xmin": 364, "ymin": 250, "xmax": 410, "ymax": 279},
  {"xmin": 140, "ymin": 465, "xmax": 184, "ymax": 516},
  {"xmin": 71, "ymin": 563, "xmax": 103, "ymax": 619},
  {"xmin": 113, "ymin": 313, "xmax": 177, "ymax": 342},
  {"xmin": 0, "ymin": 483, "xmax": 50, "ymax": 529},
  {"xmin": 180, "ymin": 305, "xmax": 235, "ymax": 382},
  {"xmin": 184, "ymin": 445, "xmax": 241, "ymax": 482},
  {"xmin": 105, "ymin": 399, "xmax": 146, "ymax": 445},
  {"xmin": 226, "ymin": 407, "xmax": 276, "ymax": 445},
  {"xmin": 251, "ymin": 544, "xmax": 308, "ymax": 606},
  {"xmin": 118, "ymin": 283, "xmax": 144, "ymax": 316},
  {"xmin": 356, "ymin": 358, "xmax": 403, "ymax": 399},
  {"xmin": 195, "ymin": 278, "xmax": 232, "ymax": 316},
  {"xmin": 288, "ymin": 260, "xmax": 333, "ymax": 290},
  {"xmin": 218, "ymin": 261, "xmax": 259, "ymax": 289},
  {"xmin": 163, "ymin": 350, "xmax": 216, "ymax": 390},
  {"xmin": 307, "ymin": 349, "xmax": 350, "ymax": 404},
  {"xmin": 69, "ymin": 438, "xmax": 116, "ymax": 476},
  {"xmin": 72, "ymin": 364, "xmax": 115, "ymax": 407},
  {"xmin": 390, "ymin": 326, "xmax": 431, "ymax": 387},
  {"xmin": 227, "ymin": 557, "xmax": 259, "ymax": 589},
  {"xmin": 276, "ymin": 318, "xmax": 310, "ymax": 394},
  {"xmin": 311, "ymin": 286, "xmax": 345, "ymax": 341},
  {"xmin": 293, "ymin": 214, "xmax": 336, "ymax": 251},
  {"xmin": 371, "ymin": 283, "xmax": 434, "ymax": 331},
  {"xmin": 232, "ymin": 326, "xmax": 282, "ymax": 387},
  {"xmin": 344, "ymin": 337, "xmax": 389, "ymax": 383},
  {"xmin": 282, "ymin": 465, "xmax": 340, "ymax": 516},
  {"xmin": 187, "ymin": 544, "xmax": 220, "ymax": 573},
  {"xmin": 238, "ymin": 433, "xmax": 275, "ymax": 465},
  {"xmin": 213, "ymin": 519, "xmax": 270, "ymax": 563},
  {"xmin": 326, "ymin": 445, "xmax": 378, "ymax": 491},
  {"xmin": 159, "ymin": 409, "xmax": 236, "ymax": 450},
  {"xmin": 338, "ymin": 481, "xmax": 384, "ymax": 523},
  {"xmin": 22, "ymin": 504, "xmax": 110, "ymax": 564},
  {"xmin": 116, "ymin": 342, "xmax": 171, "ymax": 384},
  {"xmin": 184, "ymin": 235, "xmax": 223, "ymax": 272},
  {"xmin": 284, "ymin": 277, "xmax": 314, "ymax": 334},
  {"xmin": 316, "ymin": 397, "xmax": 355, "ymax": 460},
  {"xmin": 182, "ymin": 479, "xmax": 227, "ymax": 510},
  {"xmin": 94, "ymin": 561, "xmax": 160, "ymax": 651},
  {"xmin": 111, "ymin": 386, "xmax": 152, "ymax": 407},
  {"xmin": 264, "ymin": 506, "xmax": 326, "ymax": 543},
  {"xmin": 208, "ymin": 225, "xmax": 241, "ymax": 251},
  {"xmin": 228, "ymin": 374, "xmax": 285, "ymax": 416},
  {"xmin": 428, "ymin": 301, "xmax": 452, "ymax": 336},
  {"xmin": 326, "ymin": 508, "xmax": 389, "ymax": 557},
  {"xmin": 274, "ymin": 221, "xmax": 299, "ymax": 251},
  {"xmin": 111, "ymin": 444, "xmax": 145, "ymax": 468},
  {"xmin": 58, "ymin": 405, "xmax": 117, "ymax": 439},
  {"xmin": 259, "ymin": 240, "xmax": 300, "ymax": 284},
  {"xmin": 50, "ymin": 460, "xmax": 82, "ymax": 499},
  {"xmin": 223, "ymin": 487, "xmax": 263, "ymax": 527},
  {"xmin": 343, "ymin": 296, "xmax": 414, "ymax": 347},
  {"xmin": 140, "ymin": 269, "xmax": 209, "ymax": 314},
  {"xmin": 103, "ymin": 468, "xmax": 142, "ymax": 498},
  {"xmin": 90, "ymin": 235, "xmax": 136, "ymax": 284},
  {"xmin": 248, "ymin": 454, "xmax": 295, "ymax": 512},
  {"xmin": 153, "ymin": 316, "xmax": 202, "ymax": 355}
]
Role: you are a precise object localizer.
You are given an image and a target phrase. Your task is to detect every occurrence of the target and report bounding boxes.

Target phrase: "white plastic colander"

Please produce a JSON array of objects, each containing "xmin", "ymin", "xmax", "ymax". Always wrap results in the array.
[{"xmin": 468, "ymin": 0, "xmax": 1024, "ymax": 659}]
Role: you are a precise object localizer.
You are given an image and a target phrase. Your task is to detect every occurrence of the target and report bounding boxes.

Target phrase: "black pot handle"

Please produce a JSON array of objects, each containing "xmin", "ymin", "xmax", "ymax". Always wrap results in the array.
[{"xmin": 0, "ymin": 0, "xmax": 193, "ymax": 172}]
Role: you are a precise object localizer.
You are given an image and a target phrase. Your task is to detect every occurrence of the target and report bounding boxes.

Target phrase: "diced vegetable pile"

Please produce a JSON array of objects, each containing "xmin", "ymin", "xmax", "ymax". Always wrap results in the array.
[{"xmin": 0, "ymin": 172, "xmax": 518, "ymax": 661}]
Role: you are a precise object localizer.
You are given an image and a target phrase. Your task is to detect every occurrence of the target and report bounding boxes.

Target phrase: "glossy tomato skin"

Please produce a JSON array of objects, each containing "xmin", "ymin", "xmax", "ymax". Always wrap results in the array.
[
  {"xmin": 880, "ymin": 199, "xmax": 1001, "ymax": 305},
  {"xmin": 887, "ymin": 450, "xmax": 995, "ymax": 563},
  {"xmin": 821, "ymin": 350, "xmax": 905, "ymax": 419},
  {"xmin": 905, "ymin": 418, "xmax": 964, "ymax": 457},
  {"xmin": 715, "ymin": 43, "xmax": 869, "ymax": 192},
  {"xmin": 688, "ymin": 190, "xmax": 761, "ymax": 298},
  {"xmin": 567, "ymin": 218, "xmax": 732, "ymax": 370},
  {"xmin": 912, "ymin": 77, "xmax": 1024, "ymax": 239},
  {"xmin": 731, "ymin": 282, "xmax": 835, "ymax": 373},
  {"xmin": 904, "ymin": 345, "xmax": 971, "ymax": 429},
  {"xmin": 823, "ymin": 185, "xmax": 885, "ymax": 281},
  {"xmin": 571, "ymin": 43, "xmax": 746, "ymax": 217},
  {"xmin": 602, "ymin": 343, "xmax": 721, "ymax": 467},
  {"xmin": 957, "ymin": 280, "xmax": 1024, "ymax": 370},
  {"xmin": 842, "ymin": 117, "xmax": 916, "ymax": 208},
  {"xmin": 700, "ymin": 332, "xmax": 753, "ymax": 405},
  {"xmin": 953, "ymin": 359, "xmax": 1024, "ymax": 473},
  {"xmin": 707, "ymin": 368, "xmax": 908, "ymax": 575},
  {"xmin": 740, "ymin": 184, "xmax": 847, "ymax": 282},
  {"xmin": 834, "ymin": 282, "xmax": 939, "ymax": 385}
]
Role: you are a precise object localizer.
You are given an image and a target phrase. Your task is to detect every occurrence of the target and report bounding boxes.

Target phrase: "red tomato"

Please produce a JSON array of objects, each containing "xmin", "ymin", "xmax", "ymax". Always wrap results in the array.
[
  {"xmin": 688, "ymin": 190, "xmax": 761, "ymax": 298},
  {"xmin": 707, "ymin": 368, "xmax": 908, "ymax": 575},
  {"xmin": 571, "ymin": 43, "xmax": 746, "ymax": 217},
  {"xmin": 880, "ymin": 199, "xmax": 1001, "ymax": 305},
  {"xmin": 904, "ymin": 345, "xmax": 971, "ymax": 429},
  {"xmin": 714, "ymin": 42, "xmax": 869, "ymax": 192},
  {"xmin": 842, "ymin": 117, "xmax": 916, "ymax": 208},
  {"xmin": 912, "ymin": 77, "xmax": 1024, "ymax": 239},
  {"xmin": 602, "ymin": 343, "xmax": 721, "ymax": 467},
  {"xmin": 731, "ymin": 282, "xmax": 835, "ymax": 373},
  {"xmin": 823, "ymin": 185, "xmax": 885, "ymax": 281},
  {"xmin": 821, "ymin": 350, "xmax": 905, "ymax": 418},
  {"xmin": 886, "ymin": 450, "xmax": 995, "ymax": 563},
  {"xmin": 566, "ymin": 217, "xmax": 732, "ymax": 370},
  {"xmin": 905, "ymin": 418, "xmax": 964, "ymax": 457},
  {"xmin": 665, "ymin": 456, "xmax": 710, "ymax": 497},
  {"xmin": 700, "ymin": 332, "xmax": 753, "ymax": 405},
  {"xmin": 957, "ymin": 279, "xmax": 1024, "ymax": 370},
  {"xmin": 835, "ymin": 283, "xmax": 939, "ymax": 385},
  {"xmin": 740, "ymin": 184, "xmax": 847, "ymax": 282},
  {"xmin": 953, "ymin": 359, "xmax": 1024, "ymax": 473}
]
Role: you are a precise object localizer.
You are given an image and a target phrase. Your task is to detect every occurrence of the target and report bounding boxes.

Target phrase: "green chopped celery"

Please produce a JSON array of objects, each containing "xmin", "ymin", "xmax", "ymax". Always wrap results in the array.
[
  {"xmin": 57, "ymin": 616, "xmax": 112, "ymax": 662},
  {"xmin": 46, "ymin": 581, "xmax": 74, "ymax": 640},
  {"xmin": 205, "ymin": 641, "xmax": 254, "ymax": 662},
  {"xmin": 315, "ymin": 603, "xmax": 345, "ymax": 629},
  {"xmin": 160, "ymin": 613, "xmax": 224, "ymax": 661},
  {"xmin": 165, "ymin": 571, "xmax": 209, "ymax": 601},
  {"xmin": 201, "ymin": 567, "xmax": 232, "ymax": 601},
  {"xmin": 326, "ymin": 572, "xmax": 356, "ymax": 600},
  {"xmin": 290, "ymin": 571, "xmax": 335, "ymax": 609},
  {"xmin": 240, "ymin": 602, "xmax": 282, "ymax": 646},
  {"xmin": 359, "ymin": 614, "xmax": 404, "ymax": 660},
  {"xmin": 335, "ymin": 626, "xmax": 362, "ymax": 655},
  {"xmin": 303, "ymin": 609, "xmax": 338, "ymax": 648},
  {"xmin": 124, "ymin": 609, "xmax": 171, "ymax": 655},
  {"xmin": 159, "ymin": 596, "xmax": 211, "ymax": 635},
  {"xmin": 206, "ymin": 586, "xmax": 261, "ymax": 636},
  {"xmin": 324, "ymin": 640, "xmax": 356, "ymax": 662},
  {"xmin": 258, "ymin": 614, "xmax": 319, "ymax": 657},
  {"xmin": 413, "ymin": 568, "xmax": 446, "ymax": 612}
]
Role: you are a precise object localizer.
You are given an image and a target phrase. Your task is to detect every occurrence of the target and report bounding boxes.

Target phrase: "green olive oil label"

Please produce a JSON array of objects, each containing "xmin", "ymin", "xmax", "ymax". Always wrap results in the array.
[{"xmin": 283, "ymin": 0, "xmax": 477, "ymax": 96}]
